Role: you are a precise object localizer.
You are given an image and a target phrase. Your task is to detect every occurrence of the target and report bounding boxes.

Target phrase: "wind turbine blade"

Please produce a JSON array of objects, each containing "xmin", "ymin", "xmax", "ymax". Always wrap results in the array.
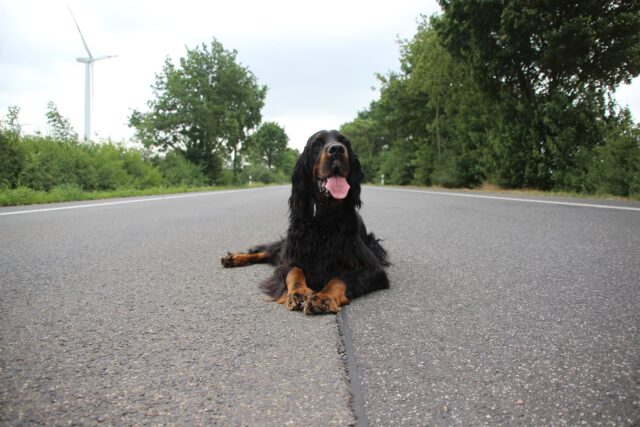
[
  {"xmin": 68, "ymin": 7, "xmax": 93, "ymax": 58},
  {"xmin": 93, "ymin": 54, "xmax": 118, "ymax": 62}
]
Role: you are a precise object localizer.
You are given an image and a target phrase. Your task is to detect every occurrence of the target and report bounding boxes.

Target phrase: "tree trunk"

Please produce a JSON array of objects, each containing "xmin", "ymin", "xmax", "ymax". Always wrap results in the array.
[{"xmin": 233, "ymin": 143, "xmax": 240, "ymax": 183}]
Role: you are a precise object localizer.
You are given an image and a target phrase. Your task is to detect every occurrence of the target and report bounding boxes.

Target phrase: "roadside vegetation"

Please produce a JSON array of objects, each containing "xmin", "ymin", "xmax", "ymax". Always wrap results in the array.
[
  {"xmin": 1, "ymin": 1, "xmax": 639, "ymax": 206},
  {"xmin": 342, "ymin": 1, "xmax": 640, "ymax": 199},
  {"xmin": 0, "ymin": 42, "xmax": 296, "ymax": 207}
]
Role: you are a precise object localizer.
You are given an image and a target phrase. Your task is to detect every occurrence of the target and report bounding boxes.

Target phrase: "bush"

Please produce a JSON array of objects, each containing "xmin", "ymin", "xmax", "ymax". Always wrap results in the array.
[
  {"xmin": 16, "ymin": 137, "xmax": 85, "ymax": 191},
  {"xmin": 90, "ymin": 144, "xmax": 128, "ymax": 190},
  {"xmin": 0, "ymin": 131, "xmax": 24, "ymax": 188},
  {"xmin": 157, "ymin": 151, "xmax": 207, "ymax": 186},
  {"xmin": 120, "ymin": 149, "xmax": 164, "ymax": 189},
  {"xmin": 48, "ymin": 183, "xmax": 85, "ymax": 201},
  {"xmin": 585, "ymin": 123, "xmax": 640, "ymax": 197},
  {"xmin": 0, "ymin": 186, "xmax": 38, "ymax": 206},
  {"xmin": 10, "ymin": 137, "xmax": 168, "ymax": 191},
  {"xmin": 240, "ymin": 163, "xmax": 279, "ymax": 184}
]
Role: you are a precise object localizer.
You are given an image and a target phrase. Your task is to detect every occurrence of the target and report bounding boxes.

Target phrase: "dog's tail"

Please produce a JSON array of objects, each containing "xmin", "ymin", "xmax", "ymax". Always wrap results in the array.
[
  {"xmin": 260, "ymin": 264, "xmax": 288, "ymax": 299},
  {"xmin": 366, "ymin": 232, "xmax": 391, "ymax": 267}
]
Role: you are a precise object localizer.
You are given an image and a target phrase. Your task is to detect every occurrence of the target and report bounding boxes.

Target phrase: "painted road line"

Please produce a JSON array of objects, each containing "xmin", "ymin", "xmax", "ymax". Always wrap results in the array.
[
  {"xmin": 0, "ymin": 187, "xmax": 287, "ymax": 217},
  {"xmin": 368, "ymin": 186, "xmax": 640, "ymax": 212}
]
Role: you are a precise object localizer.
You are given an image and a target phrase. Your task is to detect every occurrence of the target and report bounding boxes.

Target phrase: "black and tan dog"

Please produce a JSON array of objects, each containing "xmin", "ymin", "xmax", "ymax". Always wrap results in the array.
[{"xmin": 222, "ymin": 130, "xmax": 389, "ymax": 314}]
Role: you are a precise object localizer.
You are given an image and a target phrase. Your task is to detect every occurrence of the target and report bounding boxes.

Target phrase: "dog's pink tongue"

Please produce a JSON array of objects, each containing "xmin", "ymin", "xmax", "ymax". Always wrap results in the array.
[{"xmin": 326, "ymin": 176, "xmax": 350, "ymax": 199}]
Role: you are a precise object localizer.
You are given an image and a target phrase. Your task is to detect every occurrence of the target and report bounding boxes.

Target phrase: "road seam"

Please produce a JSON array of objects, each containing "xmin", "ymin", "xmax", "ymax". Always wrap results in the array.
[{"xmin": 337, "ymin": 307, "xmax": 369, "ymax": 427}]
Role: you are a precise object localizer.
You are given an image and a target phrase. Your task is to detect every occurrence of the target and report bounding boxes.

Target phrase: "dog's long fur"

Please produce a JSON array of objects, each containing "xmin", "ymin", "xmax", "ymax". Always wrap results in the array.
[{"xmin": 222, "ymin": 130, "xmax": 389, "ymax": 314}]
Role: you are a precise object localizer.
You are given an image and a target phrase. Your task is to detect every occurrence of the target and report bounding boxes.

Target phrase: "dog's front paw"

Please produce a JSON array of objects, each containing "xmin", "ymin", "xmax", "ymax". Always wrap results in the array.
[
  {"xmin": 303, "ymin": 293, "xmax": 341, "ymax": 315},
  {"xmin": 286, "ymin": 288, "xmax": 312, "ymax": 311},
  {"xmin": 221, "ymin": 253, "xmax": 237, "ymax": 268}
]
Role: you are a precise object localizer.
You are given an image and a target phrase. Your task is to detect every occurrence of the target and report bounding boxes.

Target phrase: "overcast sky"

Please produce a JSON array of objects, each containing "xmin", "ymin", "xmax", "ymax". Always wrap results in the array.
[{"xmin": 1, "ymin": 0, "xmax": 638, "ymax": 152}]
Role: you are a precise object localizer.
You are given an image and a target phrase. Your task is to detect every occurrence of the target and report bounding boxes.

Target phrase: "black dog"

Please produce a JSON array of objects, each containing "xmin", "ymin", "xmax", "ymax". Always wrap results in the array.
[{"xmin": 221, "ymin": 130, "xmax": 389, "ymax": 314}]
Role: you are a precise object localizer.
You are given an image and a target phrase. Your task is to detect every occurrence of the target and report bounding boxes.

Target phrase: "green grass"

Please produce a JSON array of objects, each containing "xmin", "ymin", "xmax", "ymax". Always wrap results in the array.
[{"xmin": 0, "ymin": 183, "xmax": 271, "ymax": 207}]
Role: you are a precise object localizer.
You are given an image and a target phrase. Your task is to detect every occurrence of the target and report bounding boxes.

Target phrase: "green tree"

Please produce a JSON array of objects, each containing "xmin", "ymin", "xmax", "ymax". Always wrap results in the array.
[
  {"xmin": 341, "ymin": 110, "xmax": 388, "ymax": 183},
  {"xmin": 46, "ymin": 101, "xmax": 78, "ymax": 142},
  {"xmin": 278, "ymin": 147, "xmax": 300, "ymax": 178},
  {"xmin": 401, "ymin": 18, "xmax": 490, "ymax": 187},
  {"xmin": 403, "ymin": 20, "xmax": 457, "ymax": 163},
  {"xmin": 4, "ymin": 106, "xmax": 22, "ymax": 136},
  {"xmin": 437, "ymin": 1, "xmax": 640, "ymax": 99},
  {"xmin": 436, "ymin": 0, "xmax": 640, "ymax": 189},
  {"xmin": 129, "ymin": 38, "xmax": 267, "ymax": 183},
  {"xmin": 245, "ymin": 121, "xmax": 289, "ymax": 170},
  {"xmin": 585, "ymin": 108, "xmax": 640, "ymax": 197}
]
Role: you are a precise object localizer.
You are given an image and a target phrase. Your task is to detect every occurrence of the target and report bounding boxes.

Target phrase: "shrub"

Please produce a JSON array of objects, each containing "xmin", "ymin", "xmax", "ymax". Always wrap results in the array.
[
  {"xmin": 0, "ymin": 131, "xmax": 24, "ymax": 188},
  {"xmin": 157, "ymin": 151, "xmax": 207, "ymax": 186}
]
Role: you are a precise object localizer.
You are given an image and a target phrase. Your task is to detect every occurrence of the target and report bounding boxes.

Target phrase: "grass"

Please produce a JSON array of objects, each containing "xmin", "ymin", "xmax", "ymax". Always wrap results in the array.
[{"xmin": 0, "ymin": 183, "xmax": 271, "ymax": 207}]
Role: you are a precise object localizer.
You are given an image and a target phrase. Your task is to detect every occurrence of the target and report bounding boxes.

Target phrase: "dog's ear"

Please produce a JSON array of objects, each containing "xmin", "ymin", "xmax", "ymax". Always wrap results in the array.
[
  {"xmin": 340, "ymin": 132, "xmax": 363, "ymax": 210},
  {"xmin": 288, "ymin": 148, "xmax": 311, "ymax": 219},
  {"xmin": 347, "ymin": 149, "xmax": 363, "ymax": 209}
]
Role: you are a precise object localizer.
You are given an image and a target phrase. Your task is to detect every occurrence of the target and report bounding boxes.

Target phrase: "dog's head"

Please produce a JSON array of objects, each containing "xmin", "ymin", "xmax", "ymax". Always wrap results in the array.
[{"xmin": 289, "ymin": 130, "xmax": 363, "ymax": 218}]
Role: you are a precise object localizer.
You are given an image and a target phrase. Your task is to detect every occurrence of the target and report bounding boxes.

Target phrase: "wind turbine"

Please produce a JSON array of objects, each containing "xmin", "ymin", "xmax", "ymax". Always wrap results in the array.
[{"xmin": 69, "ymin": 7, "xmax": 117, "ymax": 142}]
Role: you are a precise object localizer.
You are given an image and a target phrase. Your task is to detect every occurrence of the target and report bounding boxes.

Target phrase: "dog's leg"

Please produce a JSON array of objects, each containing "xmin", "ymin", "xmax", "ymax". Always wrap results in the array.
[
  {"xmin": 276, "ymin": 267, "xmax": 313, "ymax": 311},
  {"xmin": 221, "ymin": 241, "xmax": 282, "ymax": 268},
  {"xmin": 221, "ymin": 251, "xmax": 269, "ymax": 268},
  {"xmin": 303, "ymin": 278, "xmax": 350, "ymax": 315}
]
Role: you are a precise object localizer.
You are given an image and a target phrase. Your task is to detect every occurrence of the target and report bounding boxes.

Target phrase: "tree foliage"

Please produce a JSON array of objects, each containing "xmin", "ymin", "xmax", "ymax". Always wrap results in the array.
[
  {"xmin": 244, "ymin": 121, "xmax": 289, "ymax": 170},
  {"xmin": 435, "ymin": 0, "xmax": 640, "ymax": 188},
  {"xmin": 46, "ymin": 101, "xmax": 78, "ymax": 142},
  {"xmin": 437, "ymin": 0, "xmax": 640, "ymax": 98},
  {"xmin": 129, "ymin": 38, "xmax": 267, "ymax": 183},
  {"xmin": 341, "ymin": 5, "xmax": 640, "ymax": 197}
]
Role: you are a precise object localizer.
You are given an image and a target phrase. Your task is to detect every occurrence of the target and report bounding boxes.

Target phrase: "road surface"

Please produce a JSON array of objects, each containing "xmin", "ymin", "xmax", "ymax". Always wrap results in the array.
[{"xmin": 1, "ymin": 186, "xmax": 639, "ymax": 425}]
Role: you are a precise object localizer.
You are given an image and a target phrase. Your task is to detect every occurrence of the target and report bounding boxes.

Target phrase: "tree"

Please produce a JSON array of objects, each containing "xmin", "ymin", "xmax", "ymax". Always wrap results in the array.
[
  {"xmin": 245, "ymin": 121, "xmax": 289, "ymax": 170},
  {"xmin": 46, "ymin": 101, "xmax": 78, "ymax": 142},
  {"xmin": 437, "ymin": 1, "xmax": 640, "ymax": 99},
  {"xmin": 401, "ymin": 17, "xmax": 490, "ymax": 187},
  {"xmin": 4, "ymin": 105, "xmax": 21, "ymax": 136},
  {"xmin": 341, "ymin": 110, "xmax": 388, "ymax": 183},
  {"xmin": 129, "ymin": 38, "xmax": 267, "ymax": 183},
  {"xmin": 585, "ymin": 108, "xmax": 640, "ymax": 197},
  {"xmin": 436, "ymin": 0, "xmax": 640, "ymax": 189}
]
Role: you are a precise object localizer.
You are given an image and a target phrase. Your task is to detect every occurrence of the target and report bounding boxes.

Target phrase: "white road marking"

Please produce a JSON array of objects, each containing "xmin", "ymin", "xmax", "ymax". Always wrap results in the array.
[
  {"xmin": 2, "ymin": 185, "xmax": 638, "ymax": 216},
  {"xmin": 0, "ymin": 187, "xmax": 286, "ymax": 216},
  {"xmin": 369, "ymin": 186, "xmax": 640, "ymax": 212}
]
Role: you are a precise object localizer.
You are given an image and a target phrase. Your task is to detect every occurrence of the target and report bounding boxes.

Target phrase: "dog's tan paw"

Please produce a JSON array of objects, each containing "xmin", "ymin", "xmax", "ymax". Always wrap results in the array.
[
  {"xmin": 303, "ymin": 293, "xmax": 341, "ymax": 315},
  {"xmin": 286, "ymin": 288, "xmax": 312, "ymax": 311},
  {"xmin": 221, "ymin": 253, "xmax": 238, "ymax": 268}
]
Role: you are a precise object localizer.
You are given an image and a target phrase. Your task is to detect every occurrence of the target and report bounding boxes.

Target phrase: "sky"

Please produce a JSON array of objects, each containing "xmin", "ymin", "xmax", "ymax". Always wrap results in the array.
[{"xmin": 1, "ymin": 0, "xmax": 639, "ymax": 152}]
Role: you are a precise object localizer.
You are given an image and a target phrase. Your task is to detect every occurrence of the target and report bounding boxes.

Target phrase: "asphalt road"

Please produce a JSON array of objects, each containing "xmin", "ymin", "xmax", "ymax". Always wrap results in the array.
[{"xmin": 1, "ymin": 186, "xmax": 639, "ymax": 425}]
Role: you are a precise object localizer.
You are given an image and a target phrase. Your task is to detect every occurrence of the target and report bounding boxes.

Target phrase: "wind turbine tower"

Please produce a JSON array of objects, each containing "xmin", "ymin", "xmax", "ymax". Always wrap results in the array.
[{"xmin": 69, "ymin": 8, "xmax": 117, "ymax": 142}]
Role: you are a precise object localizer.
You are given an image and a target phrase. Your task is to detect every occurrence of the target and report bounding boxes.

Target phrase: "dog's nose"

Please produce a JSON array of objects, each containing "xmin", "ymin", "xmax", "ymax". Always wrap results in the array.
[{"xmin": 327, "ymin": 143, "xmax": 346, "ymax": 156}]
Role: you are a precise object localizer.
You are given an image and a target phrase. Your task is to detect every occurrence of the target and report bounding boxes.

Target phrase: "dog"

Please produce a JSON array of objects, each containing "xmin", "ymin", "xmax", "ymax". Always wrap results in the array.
[{"xmin": 221, "ymin": 130, "xmax": 389, "ymax": 314}]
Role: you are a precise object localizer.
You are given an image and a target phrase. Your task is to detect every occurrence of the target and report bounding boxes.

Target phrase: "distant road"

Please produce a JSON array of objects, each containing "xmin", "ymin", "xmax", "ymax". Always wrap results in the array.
[{"xmin": 1, "ymin": 186, "xmax": 639, "ymax": 425}]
